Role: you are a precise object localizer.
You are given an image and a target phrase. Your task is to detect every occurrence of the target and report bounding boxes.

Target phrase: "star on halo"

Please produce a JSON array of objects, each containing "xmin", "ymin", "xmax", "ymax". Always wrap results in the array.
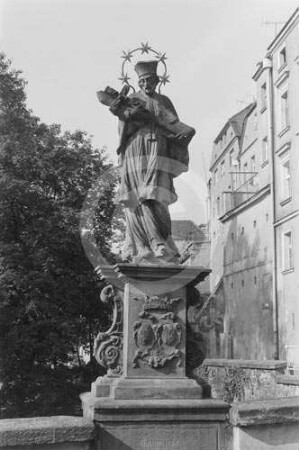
[
  {"xmin": 121, "ymin": 50, "xmax": 134, "ymax": 62},
  {"xmin": 119, "ymin": 73, "xmax": 130, "ymax": 84},
  {"xmin": 160, "ymin": 74, "xmax": 170, "ymax": 85},
  {"xmin": 140, "ymin": 41, "xmax": 152, "ymax": 54},
  {"xmin": 156, "ymin": 52, "xmax": 167, "ymax": 63}
]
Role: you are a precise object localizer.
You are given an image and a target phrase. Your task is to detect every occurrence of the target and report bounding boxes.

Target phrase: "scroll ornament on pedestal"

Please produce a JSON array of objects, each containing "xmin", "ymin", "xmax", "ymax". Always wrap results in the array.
[{"xmin": 94, "ymin": 284, "xmax": 123, "ymax": 376}]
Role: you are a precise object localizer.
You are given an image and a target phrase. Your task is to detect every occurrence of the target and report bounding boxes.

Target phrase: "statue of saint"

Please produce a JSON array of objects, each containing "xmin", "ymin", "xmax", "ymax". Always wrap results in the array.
[{"xmin": 98, "ymin": 60, "xmax": 195, "ymax": 264}]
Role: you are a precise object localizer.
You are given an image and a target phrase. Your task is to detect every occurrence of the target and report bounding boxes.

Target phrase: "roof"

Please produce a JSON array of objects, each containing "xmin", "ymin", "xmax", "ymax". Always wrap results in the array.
[
  {"xmin": 210, "ymin": 103, "xmax": 256, "ymax": 170},
  {"xmin": 267, "ymin": 7, "xmax": 299, "ymax": 53},
  {"xmin": 213, "ymin": 103, "xmax": 255, "ymax": 144},
  {"xmin": 172, "ymin": 220, "xmax": 207, "ymax": 242},
  {"xmin": 239, "ymin": 103, "xmax": 257, "ymax": 152}
]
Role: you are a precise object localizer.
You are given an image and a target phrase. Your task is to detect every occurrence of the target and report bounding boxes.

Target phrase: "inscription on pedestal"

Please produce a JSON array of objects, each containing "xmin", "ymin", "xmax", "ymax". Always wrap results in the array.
[
  {"xmin": 101, "ymin": 423, "xmax": 218, "ymax": 450},
  {"xmin": 141, "ymin": 438, "xmax": 180, "ymax": 448},
  {"xmin": 132, "ymin": 295, "xmax": 183, "ymax": 369}
]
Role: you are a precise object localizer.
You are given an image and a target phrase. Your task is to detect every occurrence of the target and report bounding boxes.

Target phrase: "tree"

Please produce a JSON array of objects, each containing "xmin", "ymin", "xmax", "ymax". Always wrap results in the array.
[{"xmin": 0, "ymin": 53, "xmax": 118, "ymax": 417}]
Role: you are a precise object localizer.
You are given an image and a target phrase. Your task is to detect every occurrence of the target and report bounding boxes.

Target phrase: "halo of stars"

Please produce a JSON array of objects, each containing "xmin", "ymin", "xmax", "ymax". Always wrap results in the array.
[{"xmin": 120, "ymin": 42, "xmax": 169, "ymax": 93}]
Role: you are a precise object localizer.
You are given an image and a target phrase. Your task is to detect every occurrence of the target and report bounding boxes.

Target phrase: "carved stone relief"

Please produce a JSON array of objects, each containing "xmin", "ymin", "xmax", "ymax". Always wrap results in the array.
[{"xmin": 132, "ymin": 295, "xmax": 183, "ymax": 369}]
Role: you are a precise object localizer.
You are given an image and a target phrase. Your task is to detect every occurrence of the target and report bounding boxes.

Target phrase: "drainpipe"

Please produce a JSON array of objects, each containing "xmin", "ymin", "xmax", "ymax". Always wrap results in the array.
[{"xmin": 264, "ymin": 54, "xmax": 279, "ymax": 359}]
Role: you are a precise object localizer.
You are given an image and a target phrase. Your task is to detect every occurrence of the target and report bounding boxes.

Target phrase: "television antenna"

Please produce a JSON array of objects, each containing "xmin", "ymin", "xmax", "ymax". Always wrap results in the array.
[{"xmin": 262, "ymin": 19, "xmax": 286, "ymax": 36}]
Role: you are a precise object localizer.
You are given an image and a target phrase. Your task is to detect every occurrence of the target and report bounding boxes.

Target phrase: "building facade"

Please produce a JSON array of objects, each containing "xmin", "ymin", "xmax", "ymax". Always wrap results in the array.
[
  {"xmin": 209, "ymin": 8, "xmax": 299, "ymax": 365},
  {"xmin": 209, "ymin": 103, "xmax": 273, "ymax": 359},
  {"xmin": 263, "ymin": 9, "xmax": 299, "ymax": 368}
]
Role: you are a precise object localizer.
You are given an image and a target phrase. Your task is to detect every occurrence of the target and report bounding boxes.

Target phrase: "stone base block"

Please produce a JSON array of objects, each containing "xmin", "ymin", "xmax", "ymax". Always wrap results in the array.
[
  {"xmin": 81, "ymin": 394, "xmax": 229, "ymax": 450},
  {"xmin": 91, "ymin": 376, "xmax": 205, "ymax": 400},
  {"xmin": 111, "ymin": 377, "xmax": 203, "ymax": 400},
  {"xmin": 91, "ymin": 375, "xmax": 116, "ymax": 398}
]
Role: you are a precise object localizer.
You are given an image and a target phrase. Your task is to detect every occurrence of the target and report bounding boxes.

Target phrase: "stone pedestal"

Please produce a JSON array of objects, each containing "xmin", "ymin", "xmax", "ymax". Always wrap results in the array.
[
  {"xmin": 82, "ymin": 264, "xmax": 229, "ymax": 450},
  {"xmin": 81, "ymin": 395, "xmax": 229, "ymax": 450}
]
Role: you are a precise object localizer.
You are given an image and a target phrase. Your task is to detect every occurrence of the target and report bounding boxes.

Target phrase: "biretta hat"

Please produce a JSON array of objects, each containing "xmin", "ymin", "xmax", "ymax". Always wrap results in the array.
[{"xmin": 134, "ymin": 60, "xmax": 158, "ymax": 79}]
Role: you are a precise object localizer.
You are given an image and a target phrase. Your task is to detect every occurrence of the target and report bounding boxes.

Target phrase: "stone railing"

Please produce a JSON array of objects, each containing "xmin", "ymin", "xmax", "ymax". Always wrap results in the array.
[
  {"xmin": 196, "ymin": 359, "xmax": 299, "ymax": 402},
  {"xmin": 1, "ymin": 396, "xmax": 299, "ymax": 450},
  {"xmin": 229, "ymin": 396, "xmax": 299, "ymax": 450},
  {"xmin": 0, "ymin": 416, "xmax": 96, "ymax": 450}
]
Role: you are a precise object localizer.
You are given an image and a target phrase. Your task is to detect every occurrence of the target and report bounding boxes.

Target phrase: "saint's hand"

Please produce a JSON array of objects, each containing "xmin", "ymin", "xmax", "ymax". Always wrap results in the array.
[{"xmin": 172, "ymin": 127, "xmax": 195, "ymax": 143}]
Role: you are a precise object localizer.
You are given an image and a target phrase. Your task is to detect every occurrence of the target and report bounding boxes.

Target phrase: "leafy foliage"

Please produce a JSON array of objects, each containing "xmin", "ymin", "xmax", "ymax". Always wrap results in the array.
[{"xmin": 0, "ymin": 53, "xmax": 118, "ymax": 417}]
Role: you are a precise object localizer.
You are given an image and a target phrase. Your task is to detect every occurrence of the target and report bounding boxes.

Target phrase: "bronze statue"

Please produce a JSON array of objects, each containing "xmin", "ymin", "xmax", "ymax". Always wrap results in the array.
[{"xmin": 98, "ymin": 59, "xmax": 195, "ymax": 264}]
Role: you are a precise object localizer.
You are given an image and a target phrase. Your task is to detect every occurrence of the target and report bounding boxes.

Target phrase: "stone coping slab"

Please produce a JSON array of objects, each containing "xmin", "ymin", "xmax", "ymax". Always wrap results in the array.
[
  {"xmin": 230, "ymin": 396, "xmax": 299, "ymax": 426},
  {"xmin": 96, "ymin": 264, "xmax": 211, "ymax": 290},
  {"xmin": 114, "ymin": 263, "xmax": 211, "ymax": 285},
  {"xmin": 276, "ymin": 375, "xmax": 299, "ymax": 386},
  {"xmin": 81, "ymin": 393, "xmax": 230, "ymax": 422},
  {"xmin": 0, "ymin": 416, "xmax": 95, "ymax": 447},
  {"xmin": 202, "ymin": 359, "xmax": 287, "ymax": 370}
]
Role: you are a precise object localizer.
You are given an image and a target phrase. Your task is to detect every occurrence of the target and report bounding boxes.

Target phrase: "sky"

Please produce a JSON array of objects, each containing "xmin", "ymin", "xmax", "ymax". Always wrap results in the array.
[{"xmin": 0, "ymin": 0, "xmax": 298, "ymax": 224}]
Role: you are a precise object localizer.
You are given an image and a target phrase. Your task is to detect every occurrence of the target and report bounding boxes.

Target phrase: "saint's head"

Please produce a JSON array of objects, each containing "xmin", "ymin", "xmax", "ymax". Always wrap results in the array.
[{"xmin": 135, "ymin": 60, "xmax": 159, "ymax": 96}]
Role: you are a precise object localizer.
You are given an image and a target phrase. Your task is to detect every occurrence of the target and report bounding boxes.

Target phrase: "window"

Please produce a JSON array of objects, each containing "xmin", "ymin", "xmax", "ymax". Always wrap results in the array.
[
  {"xmin": 243, "ymin": 162, "xmax": 248, "ymax": 184},
  {"xmin": 277, "ymin": 143, "xmax": 291, "ymax": 202},
  {"xmin": 261, "ymin": 82, "xmax": 267, "ymax": 110},
  {"xmin": 217, "ymin": 197, "xmax": 220, "ymax": 216},
  {"xmin": 229, "ymin": 149, "xmax": 234, "ymax": 167},
  {"xmin": 214, "ymin": 168, "xmax": 218, "ymax": 183},
  {"xmin": 280, "ymin": 88, "xmax": 289, "ymax": 130},
  {"xmin": 279, "ymin": 46, "xmax": 287, "ymax": 68},
  {"xmin": 281, "ymin": 156, "xmax": 291, "ymax": 200},
  {"xmin": 254, "ymin": 112, "xmax": 258, "ymax": 131},
  {"xmin": 282, "ymin": 231, "xmax": 293, "ymax": 271},
  {"xmin": 221, "ymin": 194, "xmax": 225, "ymax": 213},
  {"xmin": 262, "ymin": 137, "xmax": 268, "ymax": 162},
  {"xmin": 232, "ymin": 173, "xmax": 238, "ymax": 191},
  {"xmin": 221, "ymin": 160, "xmax": 225, "ymax": 176},
  {"xmin": 231, "ymin": 158, "xmax": 239, "ymax": 190},
  {"xmin": 250, "ymin": 155, "xmax": 256, "ymax": 185}
]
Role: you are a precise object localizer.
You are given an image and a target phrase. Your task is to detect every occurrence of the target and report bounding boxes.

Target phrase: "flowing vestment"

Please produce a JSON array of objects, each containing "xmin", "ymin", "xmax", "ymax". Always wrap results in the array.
[{"xmin": 114, "ymin": 90, "xmax": 189, "ymax": 263}]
